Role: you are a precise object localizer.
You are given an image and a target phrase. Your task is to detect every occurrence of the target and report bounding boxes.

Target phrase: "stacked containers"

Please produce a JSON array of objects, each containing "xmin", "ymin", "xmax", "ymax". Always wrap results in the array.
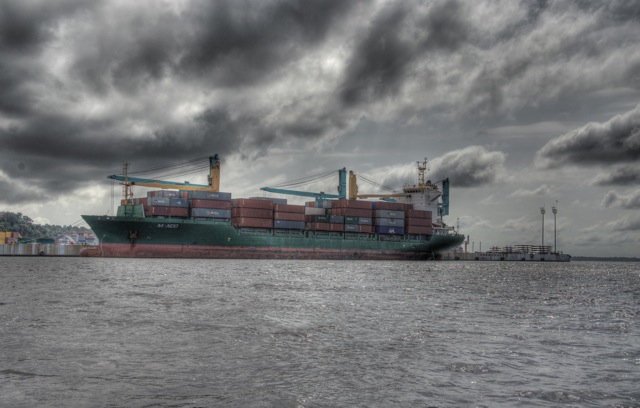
[
  {"xmin": 405, "ymin": 209, "xmax": 433, "ymax": 236},
  {"xmin": 324, "ymin": 199, "xmax": 374, "ymax": 233},
  {"xmin": 232, "ymin": 198, "xmax": 274, "ymax": 228},
  {"xmin": 145, "ymin": 190, "xmax": 189, "ymax": 218},
  {"xmin": 188, "ymin": 191, "xmax": 233, "ymax": 221},
  {"xmin": 273, "ymin": 204, "xmax": 305, "ymax": 230},
  {"xmin": 305, "ymin": 200, "xmax": 341, "ymax": 232},
  {"xmin": 373, "ymin": 201, "xmax": 406, "ymax": 235}
]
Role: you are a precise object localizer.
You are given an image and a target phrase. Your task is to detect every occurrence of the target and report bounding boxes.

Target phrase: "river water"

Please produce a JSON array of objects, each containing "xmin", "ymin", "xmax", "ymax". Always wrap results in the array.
[{"xmin": 1, "ymin": 258, "xmax": 638, "ymax": 407}]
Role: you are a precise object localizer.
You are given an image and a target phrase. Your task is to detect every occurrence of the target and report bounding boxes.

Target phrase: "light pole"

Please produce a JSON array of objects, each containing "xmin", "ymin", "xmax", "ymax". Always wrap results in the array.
[
  {"xmin": 552, "ymin": 203, "xmax": 557, "ymax": 253},
  {"xmin": 540, "ymin": 206, "xmax": 546, "ymax": 253}
]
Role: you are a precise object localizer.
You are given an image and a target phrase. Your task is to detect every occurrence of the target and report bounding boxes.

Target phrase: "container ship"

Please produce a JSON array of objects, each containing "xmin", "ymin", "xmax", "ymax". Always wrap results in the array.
[{"xmin": 81, "ymin": 155, "xmax": 464, "ymax": 259}]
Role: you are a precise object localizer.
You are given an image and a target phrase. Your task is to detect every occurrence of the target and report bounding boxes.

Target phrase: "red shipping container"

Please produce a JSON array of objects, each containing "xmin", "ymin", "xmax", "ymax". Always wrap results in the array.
[
  {"xmin": 274, "ymin": 212, "xmax": 306, "ymax": 221},
  {"xmin": 232, "ymin": 207, "xmax": 273, "ymax": 219},
  {"xmin": 232, "ymin": 198, "xmax": 274, "ymax": 209},
  {"xmin": 309, "ymin": 222, "xmax": 345, "ymax": 232},
  {"xmin": 405, "ymin": 217, "xmax": 432, "ymax": 227},
  {"xmin": 273, "ymin": 204, "xmax": 305, "ymax": 213},
  {"xmin": 407, "ymin": 209, "xmax": 432, "ymax": 219},
  {"xmin": 358, "ymin": 225, "xmax": 374, "ymax": 233},
  {"xmin": 145, "ymin": 206, "xmax": 189, "ymax": 217},
  {"xmin": 331, "ymin": 199, "xmax": 373, "ymax": 210},
  {"xmin": 407, "ymin": 225, "xmax": 433, "ymax": 235},
  {"xmin": 191, "ymin": 199, "xmax": 232, "ymax": 209},
  {"xmin": 373, "ymin": 201, "xmax": 406, "ymax": 211},
  {"xmin": 233, "ymin": 217, "xmax": 273, "ymax": 228}
]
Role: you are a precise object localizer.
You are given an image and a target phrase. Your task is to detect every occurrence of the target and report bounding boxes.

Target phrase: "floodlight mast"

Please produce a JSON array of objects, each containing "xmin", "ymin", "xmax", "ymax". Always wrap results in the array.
[
  {"xmin": 540, "ymin": 206, "xmax": 546, "ymax": 253},
  {"xmin": 552, "ymin": 201, "xmax": 558, "ymax": 253}
]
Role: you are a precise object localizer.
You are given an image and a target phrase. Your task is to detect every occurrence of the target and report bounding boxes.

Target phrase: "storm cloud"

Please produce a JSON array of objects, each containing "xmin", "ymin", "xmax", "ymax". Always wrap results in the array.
[
  {"xmin": 535, "ymin": 104, "xmax": 640, "ymax": 169},
  {"xmin": 602, "ymin": 189, "xmax": 640, "ymax": 209},
  {"xmin": 430, "ymin": 146, "xmax": 507, "ymax": 187}
]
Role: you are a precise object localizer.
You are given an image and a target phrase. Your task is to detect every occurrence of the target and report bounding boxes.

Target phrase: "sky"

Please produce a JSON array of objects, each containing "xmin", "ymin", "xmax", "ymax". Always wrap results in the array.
[{"xmin": 1, "ymin": 0, "xmax": 639, "ymax": 257}]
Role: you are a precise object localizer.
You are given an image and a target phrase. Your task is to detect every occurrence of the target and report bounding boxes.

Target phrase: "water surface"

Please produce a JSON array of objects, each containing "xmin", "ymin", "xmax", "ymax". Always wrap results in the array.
[{"xmin": 1, "ymin": 258, "xmax": 638, "ymax": 407}]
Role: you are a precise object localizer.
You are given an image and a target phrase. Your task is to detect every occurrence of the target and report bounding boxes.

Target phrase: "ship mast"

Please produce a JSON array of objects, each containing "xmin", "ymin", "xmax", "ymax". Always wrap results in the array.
[
  {"xmin": 121, "ymin": 162, "xmax": 134, "ymax": 205},
  {"xmin": 417, "ymin": 158, "xmax": 428, "ymax": 188}
]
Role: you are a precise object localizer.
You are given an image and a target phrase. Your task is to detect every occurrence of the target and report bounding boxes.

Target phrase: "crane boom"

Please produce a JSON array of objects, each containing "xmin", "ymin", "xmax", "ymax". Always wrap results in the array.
[
  {"xmin": 108, "ymin": 155, "xmax": 221, "ymax": 192},
  {"xmin": 348, "ymin": 170, "xmax": 408, "ymax": 199},
  {"xmin": 260, "ymin": 168, "xmax": 347, "ymax": 200}
]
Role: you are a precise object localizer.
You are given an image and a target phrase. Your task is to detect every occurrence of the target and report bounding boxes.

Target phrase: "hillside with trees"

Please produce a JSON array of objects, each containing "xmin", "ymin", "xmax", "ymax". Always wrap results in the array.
[{"xmin": 0, "ymin": 211, "xmax": 90, "ymax": 238}]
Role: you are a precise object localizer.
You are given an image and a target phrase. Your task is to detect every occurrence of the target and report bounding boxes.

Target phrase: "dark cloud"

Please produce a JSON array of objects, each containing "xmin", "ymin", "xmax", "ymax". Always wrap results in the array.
[
  {"xmin": 602, "ymin": 189, "xmax": 640, "ymax": 209},
  {"xmin": 592, "ymin": 164, "xmax": 640, "ymax": 186},
  {"xmin": 339, "ymin": 0, "xmax": 468, "ymax": 107},
  {"xmin": 429, "ymin": 146, "xmax": 507, "ymax": 187},
  {"xmin": 461, "ymin": 2, "xmax": 640, "ymax": 122},
  {"xmin": 178, "ymin": 0, "xmax": 358, "ymax": 87},
  {"xmin": 535, "ymin": 104, "xmax": 640, "ymax": 169},
  {"xmin": 0, "ymin": 1, "xmax": 90, "ymax": 115},
  {"xmin": 0, "ymin": 106, "xmax": 247, "ymax": 203},
  {"xmin": 67, "ymin": 0, "xmax": 359, "ymax": 94}
]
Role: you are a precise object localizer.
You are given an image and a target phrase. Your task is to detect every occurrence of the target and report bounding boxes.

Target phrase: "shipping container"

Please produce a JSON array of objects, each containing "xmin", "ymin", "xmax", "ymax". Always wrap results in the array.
[
  {"xmin": 344, "ymin": 216, "xmax": 359, "ymax": 224},
  {"xmin": 304, "ymin": 207, "xmax": 325, "ymax": 215},
  {"xmin": 314, "ymin": 200, "xmax": 334, "ymax": 209},
  {"xmin": 274, "ymin": 212, "xmax": 306, "ymax": 222},
  {"xmin": 232, "ymin": 207, "xmax": 273, "ymax": 219},
  {"xmin": 309, "ymin": 222, "xmax": 345, "ymax": 232},
  {"xmin": 273, "ymin": 204, "xmax": 305, "ymax": 213},
  {"xmin": 169, "ymin": 197, "xmax": 189, "ymax": 208},
  {"xmin": 273, "ymin": 220, "xmax": 305, "ymax": 230},
  {"xmin": 148, "ymin": 196, "xmax": 172, "ymax": 206},
  {"xmin": 148, "ymin": 190, "xmax": 182, "ymax": 198},
  {"xmin": 372, "ymin": 201, "xmax": 406, "ymax": 211},
  {"xmin": 190, "ymin": 208, "xmax": 232, "ymax": 219},
  {"xmin": 375, "ymin": 217, "xmax": 403, "ymax": 227},
  {"xmin": 358, "ymin": 225, "xmax": 374, "ymax": 234},
  {"xmin": 145, "ymin": 206, "xmax": 189, "ymax": 217},
  {"xmin": 187, "ymin": 191, "xmax": 232, "ymax": 200},
  {"xmin": 358, "ymin": 217, "xmax": 373, "ymax": 225},
  {"xmin": 407, "ymin": 209, "xmax": 432, "ymax": 219},
  {"xmin": 233, "ymin": 217, "xmax": 273, "ymax": 229},
  {"xmin": 406, "ymin": 225, "xmax": 432, "ymax": 235},
  {"xmin": 375, "ymin": 226, "xmax": 405, "ymax": 234},
  {"xmin": 331, "ymin": 199, "xmax": 373, "ymax": 210},
  {"xmin": 374, "ymin": 210, "xmax": 405, "ymax": 219},
  {"xmin": 330, "ymin": 207, "xmax": 373, "ymax": 218},
  {"xmin": 330, "ymin": 215, "xmax": 345, "ymax": 224},
  {"xmin": 190, "ymin": 199, "xmax": 232, "ymax": 209},
  {"xmin": 307, "ymin": 214, "xmax": 330, "ymax": 222},
  {"xmin": 232, "ymin": 198, "xmax": 274, "ymax": 210},
  {"xmin": 404, "ymin": 217, "xmax": 432, "ymax": 227},
  {"xmin": 344, "ymin": 223, "xmax": 359, "ymax": 232}
]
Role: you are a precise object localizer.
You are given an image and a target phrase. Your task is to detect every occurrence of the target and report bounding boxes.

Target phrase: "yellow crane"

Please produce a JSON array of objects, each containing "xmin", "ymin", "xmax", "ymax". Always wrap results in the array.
[{"xmin": 109, "ymin": 155, "xmax": 221, "ymax": 204}]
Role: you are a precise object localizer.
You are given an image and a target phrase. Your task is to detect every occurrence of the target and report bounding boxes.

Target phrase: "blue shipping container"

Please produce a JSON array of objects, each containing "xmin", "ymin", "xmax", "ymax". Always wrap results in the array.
[
  {"xmin": 273, "ymin": 220, "xmax": 306, "ymax": 230},
  {"xmin": 375, "ymin": 226, "xmax": 405, "ymax": 235}
]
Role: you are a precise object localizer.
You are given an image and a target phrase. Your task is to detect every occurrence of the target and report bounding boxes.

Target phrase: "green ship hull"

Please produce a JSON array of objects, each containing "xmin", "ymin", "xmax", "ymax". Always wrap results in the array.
[{"xmin": 82, "ymin": 215, "xmax": 465, "ymax": 260}]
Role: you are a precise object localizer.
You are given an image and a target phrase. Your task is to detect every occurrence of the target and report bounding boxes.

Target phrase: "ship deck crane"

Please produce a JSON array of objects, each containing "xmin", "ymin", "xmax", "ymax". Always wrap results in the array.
[
  {"xmin": 260, "ymin": 168, "xmax": 347, "ymax": 200},
  {"xmin": 108, "ymin": 155, "xmax": 221, "ymax": 199}
]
